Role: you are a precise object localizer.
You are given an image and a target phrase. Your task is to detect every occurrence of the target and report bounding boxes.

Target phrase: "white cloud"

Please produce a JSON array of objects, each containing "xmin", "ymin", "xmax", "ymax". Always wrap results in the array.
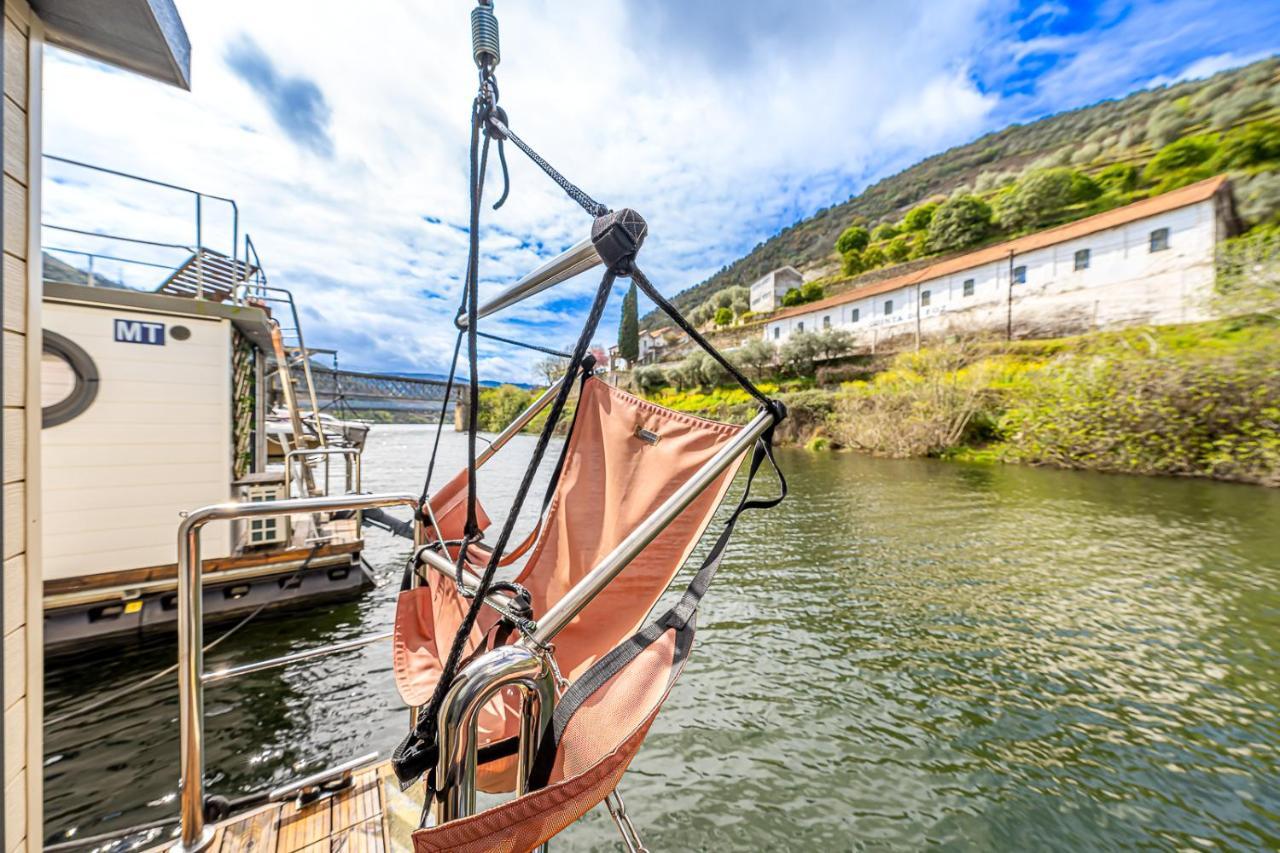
[
  {"xmin": 40, "ymin": 0, "xmax": 1269, "ymax": 381},
  {"xmin": 876, "ymin": 68, "xmax": 998, "ymax": 150}
]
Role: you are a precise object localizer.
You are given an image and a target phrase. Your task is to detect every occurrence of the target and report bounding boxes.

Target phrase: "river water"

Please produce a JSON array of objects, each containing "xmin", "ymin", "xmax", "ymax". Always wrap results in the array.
[{"xmin": 44, "ymin": 425, "xmax": 1280, "ymax": 850}]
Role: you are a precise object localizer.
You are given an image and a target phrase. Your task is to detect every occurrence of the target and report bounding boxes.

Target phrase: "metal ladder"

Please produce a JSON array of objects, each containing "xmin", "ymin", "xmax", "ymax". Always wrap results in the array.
[{"xmin": 237, "ymin": 235, "xmax": 328, "ymax": 451}]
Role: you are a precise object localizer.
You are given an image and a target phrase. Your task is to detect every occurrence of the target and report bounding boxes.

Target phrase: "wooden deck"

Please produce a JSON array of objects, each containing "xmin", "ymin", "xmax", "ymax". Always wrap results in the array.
[{"xmin": 193, "ymin": 764, "xmax": 422, "ymax": 853}]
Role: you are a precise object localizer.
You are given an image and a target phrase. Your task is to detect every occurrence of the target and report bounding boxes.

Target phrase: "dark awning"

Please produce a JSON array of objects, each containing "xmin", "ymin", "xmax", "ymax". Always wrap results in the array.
[{"xmin": 32, "ymin": 0, "xmax": 190, "ymax": 90}]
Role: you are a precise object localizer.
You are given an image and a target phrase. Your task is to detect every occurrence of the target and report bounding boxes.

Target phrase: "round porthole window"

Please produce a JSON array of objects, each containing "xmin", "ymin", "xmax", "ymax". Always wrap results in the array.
[
  {"xmin": 42, "ymin": 331, "xmax": 99, "ymax": 427},
  {"xmin": 170, "ymin": 325, "xmax": 191, "ymax": 341}
]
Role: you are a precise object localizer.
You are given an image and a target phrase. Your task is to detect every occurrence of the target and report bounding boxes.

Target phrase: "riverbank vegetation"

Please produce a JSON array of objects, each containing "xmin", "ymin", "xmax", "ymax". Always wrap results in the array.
[{"xmin": 623, "ymin": 316, "xmax": 1280, "ymax": 486}]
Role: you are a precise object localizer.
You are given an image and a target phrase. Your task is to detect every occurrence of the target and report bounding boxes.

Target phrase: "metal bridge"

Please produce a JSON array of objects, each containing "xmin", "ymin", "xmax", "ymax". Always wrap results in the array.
[{"xmin": 307, "ymin": 364, "xmax": 465, "ymax": 420}]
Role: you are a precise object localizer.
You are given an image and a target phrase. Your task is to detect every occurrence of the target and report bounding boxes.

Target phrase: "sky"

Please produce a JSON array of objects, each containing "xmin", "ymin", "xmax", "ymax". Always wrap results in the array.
[{"xmin": 39, "ymin": 0, "xmax": 1280, "ymax": 382}]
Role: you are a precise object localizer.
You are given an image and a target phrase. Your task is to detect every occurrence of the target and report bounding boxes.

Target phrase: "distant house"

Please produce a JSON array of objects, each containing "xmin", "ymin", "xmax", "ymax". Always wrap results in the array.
[
  {"xmin": 749, "ymin": 266, "xmax": 804, "ymax": 313},
  {"xmin": 763, "ymin": 176, "xmax": 1239, "ymax": 347},
  {"xmin": 638, "ymin": 327, "xmax": 672, "ymax": 364}
]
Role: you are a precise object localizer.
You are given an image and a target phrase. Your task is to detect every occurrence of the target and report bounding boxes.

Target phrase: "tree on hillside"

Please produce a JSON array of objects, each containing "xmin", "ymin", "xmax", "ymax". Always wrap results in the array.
[
  {"xmin": 815, "ymin": 328, "xmax": 853, "ymax": 359},
  {"xmin": 1213, "ymin": 121, "xmax": 1280, "ymax": 170},
  {"xmin": 779, "ymin": 332, "xmax": 824, "ymax": 377},
  {"xmin": 1144, "ymin": 134, "xmax": 1218, "ymax": 182},
  {"xmin": 872, "ymin": 222, "xmax": 899, "ymax": 241},
  {"xmin": 618, "ymin": 281, "xmax": 639, "ymax": 365},
  {"xmin": 885, "ymin": 235, "xmax": 911, "ymax": 262},
  {"xmin": 1097, "ymin": 163, "xmax": 1139, "ymax": 194},
  {"xmin": 994, "ymin": 168, "xmax": 1096, "ymax": 231},
  {"xmin": 632, "ymin": 364, "xmax": 667, "ymax": 393},
  {"xmin": 535, "ymin": 355, "xmax": 570, "ymax": 386},
  {"xmin": 841, "ymin": 250, "xmax": 865, "ymax": 276},
  {"xmin": 714, "ymin": 306, "xmax": 733, "ymax": 326},
  {"xmin": 836, "ymin": 225, "xmax": 870, "ymax": 254},
  {"xmin": 903, "ymin": 202, "xmax": 939, "ymax": 231},
  {"xmin": 927, "ymin": 195, "xmax": 993, "ymax": 252},
  {"xmin": 732, "ymin": 338, "xmax": 776, "ymax": 380}
]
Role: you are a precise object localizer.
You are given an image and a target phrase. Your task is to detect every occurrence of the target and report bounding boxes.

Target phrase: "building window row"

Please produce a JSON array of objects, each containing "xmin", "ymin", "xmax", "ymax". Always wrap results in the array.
[{"xmin": 770, "ymin": 225, "xmax": 1177, "ymax": 341}]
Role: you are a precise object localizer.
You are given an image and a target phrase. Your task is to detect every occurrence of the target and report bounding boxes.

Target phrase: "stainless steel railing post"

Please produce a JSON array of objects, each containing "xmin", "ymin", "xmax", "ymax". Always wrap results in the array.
[
  {"xmin": 429, "ymin": 644, "xmax": 556, "ymax": 825},
  {"xmin": 173, "ymin": 492, "xmax": 419, "ymax": 852}
]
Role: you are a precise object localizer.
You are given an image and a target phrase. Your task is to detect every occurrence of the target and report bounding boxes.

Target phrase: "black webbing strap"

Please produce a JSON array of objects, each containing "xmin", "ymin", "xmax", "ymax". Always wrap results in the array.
[
  {"xmin": 630, "ymin": 264, "xmax": 775, "ymax": 414},
  {"xmin": 526, "ymin": 421, "xmax": 787, "ymax": 790},
  {"xmin": 393, "ymin": 269, "xmax": 619, "ymax": 789}
]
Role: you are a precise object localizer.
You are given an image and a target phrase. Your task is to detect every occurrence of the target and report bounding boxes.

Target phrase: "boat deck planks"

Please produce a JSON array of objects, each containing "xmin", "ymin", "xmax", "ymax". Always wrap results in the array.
[{"xmin": 203, "ymin": 767, "xmax": 392, "ymax": 853}]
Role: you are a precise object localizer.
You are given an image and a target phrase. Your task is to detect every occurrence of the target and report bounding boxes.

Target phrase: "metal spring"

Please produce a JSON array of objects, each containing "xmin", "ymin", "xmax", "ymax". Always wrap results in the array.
[{"xmin": 471, "ymin": 4, "xmax": 500, "ymax": 69}]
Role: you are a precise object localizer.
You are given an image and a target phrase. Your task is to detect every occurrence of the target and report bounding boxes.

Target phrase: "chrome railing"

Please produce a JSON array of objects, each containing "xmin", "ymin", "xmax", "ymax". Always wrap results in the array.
[
  {"xmin": 457, "ymin": 236, "xmax": 602, "ymax": 326},
  {"xmin": 173, "ymin": 492, "xmax": 420, "ymax": 852},
  {"xmin": 44, "ymin": 154, "xmax": 240, "ymax": 269},
  {"xmin": 283, "ymin": 447, "xmax": 362, "ymax": 499}
]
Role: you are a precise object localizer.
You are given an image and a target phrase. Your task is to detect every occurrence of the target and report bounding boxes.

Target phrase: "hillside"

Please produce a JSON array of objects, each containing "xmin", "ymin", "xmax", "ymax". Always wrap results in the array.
[{"xmin": 641, "ymin": 56, "xmax": 1280, "ymax": 330}]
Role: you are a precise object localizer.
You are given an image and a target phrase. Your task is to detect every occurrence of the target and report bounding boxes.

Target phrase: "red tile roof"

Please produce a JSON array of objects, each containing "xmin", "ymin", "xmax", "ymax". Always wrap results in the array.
[{"xmin": 768, "ymin": 175, "xmax": 1230, "ymax": 323}]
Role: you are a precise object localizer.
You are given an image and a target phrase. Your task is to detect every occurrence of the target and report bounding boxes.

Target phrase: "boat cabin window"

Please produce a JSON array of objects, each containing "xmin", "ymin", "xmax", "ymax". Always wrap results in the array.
[{"xmin": 42, "ymin": 331, "xmax": 99, "ymax": 427}]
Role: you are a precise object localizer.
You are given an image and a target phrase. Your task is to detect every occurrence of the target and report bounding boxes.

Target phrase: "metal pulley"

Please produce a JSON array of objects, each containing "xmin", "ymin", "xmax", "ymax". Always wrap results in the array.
[{"xmin": 471, "ymin": 0, "xmax": 500, "ymax": 69}]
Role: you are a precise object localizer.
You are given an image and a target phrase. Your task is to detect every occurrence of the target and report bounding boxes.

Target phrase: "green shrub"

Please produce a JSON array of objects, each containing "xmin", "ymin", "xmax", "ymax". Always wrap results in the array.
[
  {"xmin": 1233, "ymin": 171, "xmax": 1280, "ymax": 227},
  {"xmin": 699, "ymin": 351, "xmax": 728, "ymax": 387},
  {"xmin": 826, "ymin": 346, "xmax": 996, "ymax": 457},
  {"xmin": 861, "ymin": 245, "xmax": 886, "ymax": 269},
  {"xmin": 885, "ymin": 235, "xmax": 911, "ymax": 262},
  {"xmin": 1097, "ymin": 163, "xmax": 1140, "ymax": 193},
  {"xmin": 995, "ymin": 168, "xmax": 1098, "ymax": 231},
  {"xmin": 871, "ymin": 223, "xmax": 898, "ymax": 241},
  {"xmin": 800, "ymin": 280, "xmax": 824, "ymax": 302},
  {"xmin": 1209, "ymin": 86, "xmax": 1268, "ymax": 130},
  {"xmin": 477, "ymin": 384, "xmax": 534, "ymax": 432},
  {"xmin": 1147, "ymin": 99, "xmax": 1192, "ymax": 147},
  {"xmin": 781, "ymin": 287, "xmax": 803, "ymax": 307},
  {"xmin": 1144, "ymin": 133, "xmax": 1219, "ymax": 181},
  {"xmin": 927, "ymin": 195, "xmax": 993, "ymax": 252},
  {"xmin": 835, "ymin": 225, "xmax": 870, "ymax": 254},
  {"xmin": 1000, "ymin": 347, "xmax": 1280, "ymax": 485},
  {"xmin": 841, "ymin": 250, "xmax": 865, "ymax": 276},
  {"xmin": 714, "ymin": 306, "xmax": 733, "ymax": 326},
  {"xmin": 1212, "ymin": 121, "xmax": 1280, "ymax": 170},
  {"xmin": 632, "ymin": 365, "xmax": 667, "ymax": 393},
  {"xmin": 903, "ymin": 202, "xmax": 938, "ymax": 231},
  {"xmin": 669, "ymin": 354, "xmax": 704, "ymax": 390}
]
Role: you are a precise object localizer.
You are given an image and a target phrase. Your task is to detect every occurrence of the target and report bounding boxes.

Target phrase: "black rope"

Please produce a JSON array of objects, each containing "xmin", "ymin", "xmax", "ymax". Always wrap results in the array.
[
  {"xmin": 396, "ymin": 268, "xmax": 617, "ymax": 791},
  {"xmin": 487, "ymin": 114, "xmax": 608, "ymax": 218},
  {"xmin": 417, "ymin": 330, "xmax": 464, "ymax": 511},
  {"xmin": 630, "ymin": 264, "xmax": 776, "ymax": 413},
  {"xmin": 476, "ymin": 329, "xmax": 572, "ymax": 360}
]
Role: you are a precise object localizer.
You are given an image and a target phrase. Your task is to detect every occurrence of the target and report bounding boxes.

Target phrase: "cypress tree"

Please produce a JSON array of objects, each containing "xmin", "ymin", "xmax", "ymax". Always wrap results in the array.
[{"xmin": 619, "ymin": 281, "xmax": 639, "ymax": 364}]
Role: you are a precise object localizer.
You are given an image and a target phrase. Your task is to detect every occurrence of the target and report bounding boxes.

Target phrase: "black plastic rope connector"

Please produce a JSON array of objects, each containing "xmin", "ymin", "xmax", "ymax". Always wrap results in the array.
[{"xmin": 591, "ymin": 208, "xmax": 647, "ymax": 273}]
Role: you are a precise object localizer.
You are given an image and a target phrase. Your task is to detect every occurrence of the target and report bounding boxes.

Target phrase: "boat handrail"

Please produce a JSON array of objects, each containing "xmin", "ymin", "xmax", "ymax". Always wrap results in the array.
[
  {"xmin": 172, "ymin": 492, "xmax": 422, "ymax": 852},
  {"xmin": 43, "ymin": 153, "xmax": 240, "ymax": 269},
  {"xmin": 283, "ymin": 446, "xmax": 362, "ymax": 498}
]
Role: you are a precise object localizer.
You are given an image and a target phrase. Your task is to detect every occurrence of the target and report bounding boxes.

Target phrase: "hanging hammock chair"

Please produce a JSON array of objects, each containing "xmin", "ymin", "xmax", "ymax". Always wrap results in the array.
[{"xmin": 390, "ymin": 4, "xmax": 787, "ymax": 850}]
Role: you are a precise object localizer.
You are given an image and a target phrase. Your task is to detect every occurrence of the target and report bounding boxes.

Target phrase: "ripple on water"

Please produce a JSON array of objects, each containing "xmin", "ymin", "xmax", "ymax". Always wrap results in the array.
[{"xmin": 42, "ymin": 430, "xmax": 1280, "ymax": 850}]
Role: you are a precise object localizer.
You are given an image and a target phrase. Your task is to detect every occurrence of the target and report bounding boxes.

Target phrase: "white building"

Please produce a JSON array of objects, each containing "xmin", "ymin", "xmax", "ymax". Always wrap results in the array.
[
  {"xmin": 638, "ymin": 327, "xmax": 672, "ymax": 363},
  {"xmin": 763, "ymin": 176, "xmax": 1238, "ymax": 347},
  {"xmin": 749, "ymin": 266, "xmax": 804, "ymax": 313}
]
